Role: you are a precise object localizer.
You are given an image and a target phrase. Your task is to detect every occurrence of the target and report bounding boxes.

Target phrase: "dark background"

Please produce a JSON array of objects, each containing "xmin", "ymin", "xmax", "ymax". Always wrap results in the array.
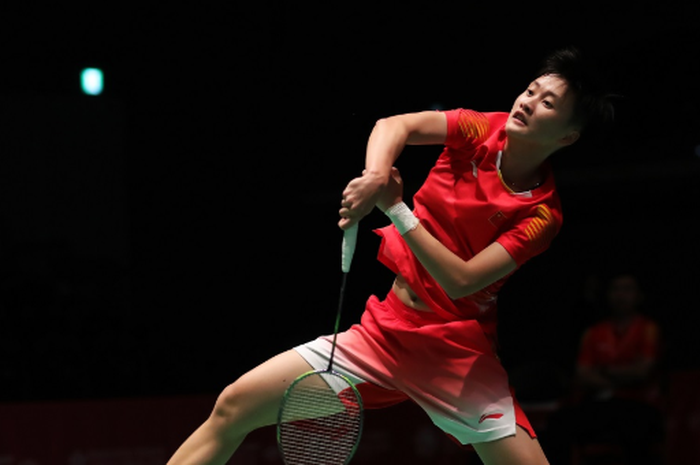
[{"xmin": 0, "ymin": 4, "xmax": 698, "ymax": 402}]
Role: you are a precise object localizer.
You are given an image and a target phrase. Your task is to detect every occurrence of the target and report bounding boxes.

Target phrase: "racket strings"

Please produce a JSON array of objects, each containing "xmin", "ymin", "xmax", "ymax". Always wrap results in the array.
[{"xmin": 279, "ymin": 372, "xmax": 362, "ymax": 465}]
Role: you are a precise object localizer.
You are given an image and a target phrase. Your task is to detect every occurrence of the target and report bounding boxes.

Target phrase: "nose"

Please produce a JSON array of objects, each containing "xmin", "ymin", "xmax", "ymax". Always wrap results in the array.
[{"xmin": 519, "ymin": 98, "xmax": 533, "ymax": 115}]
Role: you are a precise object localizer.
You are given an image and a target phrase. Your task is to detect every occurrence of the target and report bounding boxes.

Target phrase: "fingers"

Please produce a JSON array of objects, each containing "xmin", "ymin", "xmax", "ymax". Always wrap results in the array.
[
  {"xmin": 390, "ymin": 166, "xmax": 403, "ymax": 184},
  {"xmin": 338, "ymin": 216, "xmax": 357, "ymax": 230},
  {"xmin": 339, "ymin": 167, "xmax": 401, "ymax": 228},
  {"xmin": 339, "ymin": 197, "xmax": 353, "ymax": 225},
  {"xmin": 339, "ymin": 194, "xmax": 364, "ymax": 228},
  {"xmin": 339, "ymin": 193, "xmax": 353, "ymax": 220},
  {"xmin": 339, "ymin": 205, "xmax": 359, "ymax": 223}
]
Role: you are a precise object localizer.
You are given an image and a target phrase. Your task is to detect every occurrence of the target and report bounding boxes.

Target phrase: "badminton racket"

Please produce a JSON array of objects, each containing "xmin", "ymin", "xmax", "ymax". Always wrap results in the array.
[{"xmin": 277, "ymin": 223, "xmax": 363, "ymax": 465}]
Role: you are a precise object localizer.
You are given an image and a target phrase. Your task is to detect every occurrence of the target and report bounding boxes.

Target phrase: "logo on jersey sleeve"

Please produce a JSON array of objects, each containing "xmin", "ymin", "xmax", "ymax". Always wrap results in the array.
[
  {"xmin": 524, "ymin": 204, "xmax": 558, "ymax": 249},
  {"xmin": 456, "ymin": 110, "xmax": 490, "ymax": 145}
]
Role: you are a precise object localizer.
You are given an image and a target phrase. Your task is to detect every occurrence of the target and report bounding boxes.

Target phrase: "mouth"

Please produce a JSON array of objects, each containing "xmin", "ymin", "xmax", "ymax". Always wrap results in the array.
[{"xmin": 511, "ymin": 111, "xmax": 527, "ymax": 126}]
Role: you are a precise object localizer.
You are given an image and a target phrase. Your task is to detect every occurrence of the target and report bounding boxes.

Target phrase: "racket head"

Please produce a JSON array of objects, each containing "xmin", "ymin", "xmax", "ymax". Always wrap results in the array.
[{"xmin": 277, "ymin": 369, "xmax": 363, "ymax": 465}]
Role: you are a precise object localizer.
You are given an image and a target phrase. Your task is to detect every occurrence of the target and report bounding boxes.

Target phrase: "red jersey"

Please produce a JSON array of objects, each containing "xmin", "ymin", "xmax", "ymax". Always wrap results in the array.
[
  {"xmin": 576, "ymin": 314, "xmax": 661, "ymax": 403},
  {"xmin": 374, "ymin": 109, "xmax": 563, "ymax": 337}
]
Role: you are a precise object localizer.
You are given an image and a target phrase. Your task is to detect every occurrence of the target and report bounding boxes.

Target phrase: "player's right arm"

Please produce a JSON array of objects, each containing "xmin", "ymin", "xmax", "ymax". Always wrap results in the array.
[{"xmin": 339, "ymin": 111, "xmax": 447, "ymax": 229}]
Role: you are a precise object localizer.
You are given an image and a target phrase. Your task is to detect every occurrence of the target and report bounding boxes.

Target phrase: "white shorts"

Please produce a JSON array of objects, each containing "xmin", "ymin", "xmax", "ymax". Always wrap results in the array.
[{"xmin": 294, "ymin": 290, "xmax": 533, "ymax": 445}]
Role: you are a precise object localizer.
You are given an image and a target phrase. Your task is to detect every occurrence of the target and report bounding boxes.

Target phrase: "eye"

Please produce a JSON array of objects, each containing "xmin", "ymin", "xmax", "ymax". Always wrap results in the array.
[{"xmin": 542, "ymin": 99, "xmax": 554, "ymax": 109}]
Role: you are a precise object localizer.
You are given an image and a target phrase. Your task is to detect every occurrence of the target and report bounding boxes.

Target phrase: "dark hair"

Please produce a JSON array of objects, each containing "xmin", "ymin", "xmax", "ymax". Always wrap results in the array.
[{"xmin": 536, "ymin": 46, "xmax": 618, "ymax": 141}]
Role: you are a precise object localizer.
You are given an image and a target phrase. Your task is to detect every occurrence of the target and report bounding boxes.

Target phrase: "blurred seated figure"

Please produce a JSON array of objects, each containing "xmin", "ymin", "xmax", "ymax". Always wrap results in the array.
[
  {"xmin": 548, "ymin": 271, "xmax": 665, "ymax": 464},
  {"xmin": 575, "ymin": 271, "xmax": 662, "ymax": 405}
]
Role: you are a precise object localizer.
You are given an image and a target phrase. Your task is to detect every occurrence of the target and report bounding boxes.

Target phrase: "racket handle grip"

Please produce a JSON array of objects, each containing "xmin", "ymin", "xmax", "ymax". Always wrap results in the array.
[{"xmin": 342, "ymin": 223, "xmax": 359, "ymax": 273}]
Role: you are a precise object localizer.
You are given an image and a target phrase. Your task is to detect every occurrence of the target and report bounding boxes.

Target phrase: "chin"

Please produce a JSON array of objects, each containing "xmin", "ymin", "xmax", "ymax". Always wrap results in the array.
[{"xmin": 504, "ymin": 121, "xmax": 527, "ymax": 140}]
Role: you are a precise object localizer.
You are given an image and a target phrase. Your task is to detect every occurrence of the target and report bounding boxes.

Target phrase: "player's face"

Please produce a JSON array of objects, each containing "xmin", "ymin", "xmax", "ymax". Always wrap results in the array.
[{"xmin": 506, "ymin": 74, "xmax": 580, "ymax": 148}]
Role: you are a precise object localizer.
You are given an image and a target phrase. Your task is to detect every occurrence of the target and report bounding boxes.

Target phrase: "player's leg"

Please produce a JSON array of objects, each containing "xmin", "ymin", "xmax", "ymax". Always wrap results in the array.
[
  {"xmin": 166, "ymin": 349, "xmax": 313, "ymax": 465},
  {"xmin": 472, "ymin": 425, "xmax": 550, "ymax": 465}
]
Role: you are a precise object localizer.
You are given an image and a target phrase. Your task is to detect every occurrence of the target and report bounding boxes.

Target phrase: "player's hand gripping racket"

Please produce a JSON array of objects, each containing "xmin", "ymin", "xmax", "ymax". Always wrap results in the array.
[{"xmin": 277, "ymin": 223, "xmax": 363, "ymax": 465}]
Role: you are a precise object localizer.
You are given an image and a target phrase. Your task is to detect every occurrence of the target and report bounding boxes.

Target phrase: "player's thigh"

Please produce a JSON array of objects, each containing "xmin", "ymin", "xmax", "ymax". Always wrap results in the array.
[
  {"xmin": 218, "ymin": 349, "xmax": 314, "ymax": 427},
  {"xmin": 472, "ymin": 425, "xmax": 550, "ymax": 465}
]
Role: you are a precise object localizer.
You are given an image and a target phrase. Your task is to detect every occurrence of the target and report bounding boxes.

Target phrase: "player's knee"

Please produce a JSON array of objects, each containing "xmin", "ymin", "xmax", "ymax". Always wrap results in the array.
[
  {"xmin": 192, "ymin": 381, "xmax": 257, "ymax": 446},
  {"xmin": 212, "ymin": 382, "xmax": 245, "ymax": 421},
  {"xmin": 210, "ymin": 378, "xmax": 265, "ymax": 431}
]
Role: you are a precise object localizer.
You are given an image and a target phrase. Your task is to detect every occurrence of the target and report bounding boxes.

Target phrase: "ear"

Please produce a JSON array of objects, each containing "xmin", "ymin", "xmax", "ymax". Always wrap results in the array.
[{"xmin": 559, "ymin": 130, "xmax": 580, "ymax": 147}]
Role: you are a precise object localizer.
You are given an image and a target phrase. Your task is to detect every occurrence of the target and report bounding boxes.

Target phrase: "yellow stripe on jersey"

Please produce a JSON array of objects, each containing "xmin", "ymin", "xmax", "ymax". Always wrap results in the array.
[
  {"xmin": 524, "ymin": 204, "xmax": 558, "ymax": 249},
  {"xmin": 457, "ymin": 110, "xmax": 490, "ymax": 144}
]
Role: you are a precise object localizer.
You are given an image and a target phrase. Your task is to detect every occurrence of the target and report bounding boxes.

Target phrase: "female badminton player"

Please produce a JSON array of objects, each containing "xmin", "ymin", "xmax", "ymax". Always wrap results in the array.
[{"xmin": 167, "ymin": 45, "xmax": 616, "ymax": 465}]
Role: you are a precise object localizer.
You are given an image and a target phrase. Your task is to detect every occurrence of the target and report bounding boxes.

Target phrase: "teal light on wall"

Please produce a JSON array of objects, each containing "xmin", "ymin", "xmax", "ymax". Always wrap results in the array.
[{"xmin": 80, "ymin": 68, "xmax": 103, "ymax": 96}]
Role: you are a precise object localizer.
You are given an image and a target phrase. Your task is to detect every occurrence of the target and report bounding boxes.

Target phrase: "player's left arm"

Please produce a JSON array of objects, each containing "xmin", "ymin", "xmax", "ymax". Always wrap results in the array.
[
  {"xmin": 375, "ymin": 166, "xmax": 518, "ymax": 299},
  {"xmin": 401, "ymin": 225, "xmax": 517, "ymax": 299},
  {"xmin": 377, "ymin": 167, "xmax": 518, "ymax": 299}
]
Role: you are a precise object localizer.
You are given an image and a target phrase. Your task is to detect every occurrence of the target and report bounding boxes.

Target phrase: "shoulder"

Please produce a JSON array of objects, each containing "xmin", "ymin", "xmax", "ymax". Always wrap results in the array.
[
  {"xmin": 508, "ymin": 166, "xmax": 564, "ymax": 228},
  {"xmin": 524, "ymin": 203, "xmax": 561, "ymax": 241},
  {"xmin": 442, "ymin": 109, "xmax": 509, "ymax": 151},
  {"xmin": 512, "ymin": 200, "xmax": 563, "ymax": 241},
  {"xmin": 495, "ymin": 200, "xmax": 563, "ymax": 266},
  {"xmin": 443, "ymin": 109, "xmax": 508, "ymax": 136}
]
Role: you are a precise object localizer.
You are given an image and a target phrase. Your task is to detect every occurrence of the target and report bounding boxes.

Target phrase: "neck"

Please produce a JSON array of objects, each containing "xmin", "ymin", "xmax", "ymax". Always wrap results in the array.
[{"xmin": 501, "ymin": 141, "xmax": 553, "ymax": 191}]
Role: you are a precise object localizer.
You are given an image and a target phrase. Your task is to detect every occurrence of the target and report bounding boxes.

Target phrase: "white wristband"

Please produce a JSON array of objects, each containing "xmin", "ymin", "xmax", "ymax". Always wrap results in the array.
[{"xmin": 385, "ymin": 202, "xmax": 419, "ymax": 235}]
